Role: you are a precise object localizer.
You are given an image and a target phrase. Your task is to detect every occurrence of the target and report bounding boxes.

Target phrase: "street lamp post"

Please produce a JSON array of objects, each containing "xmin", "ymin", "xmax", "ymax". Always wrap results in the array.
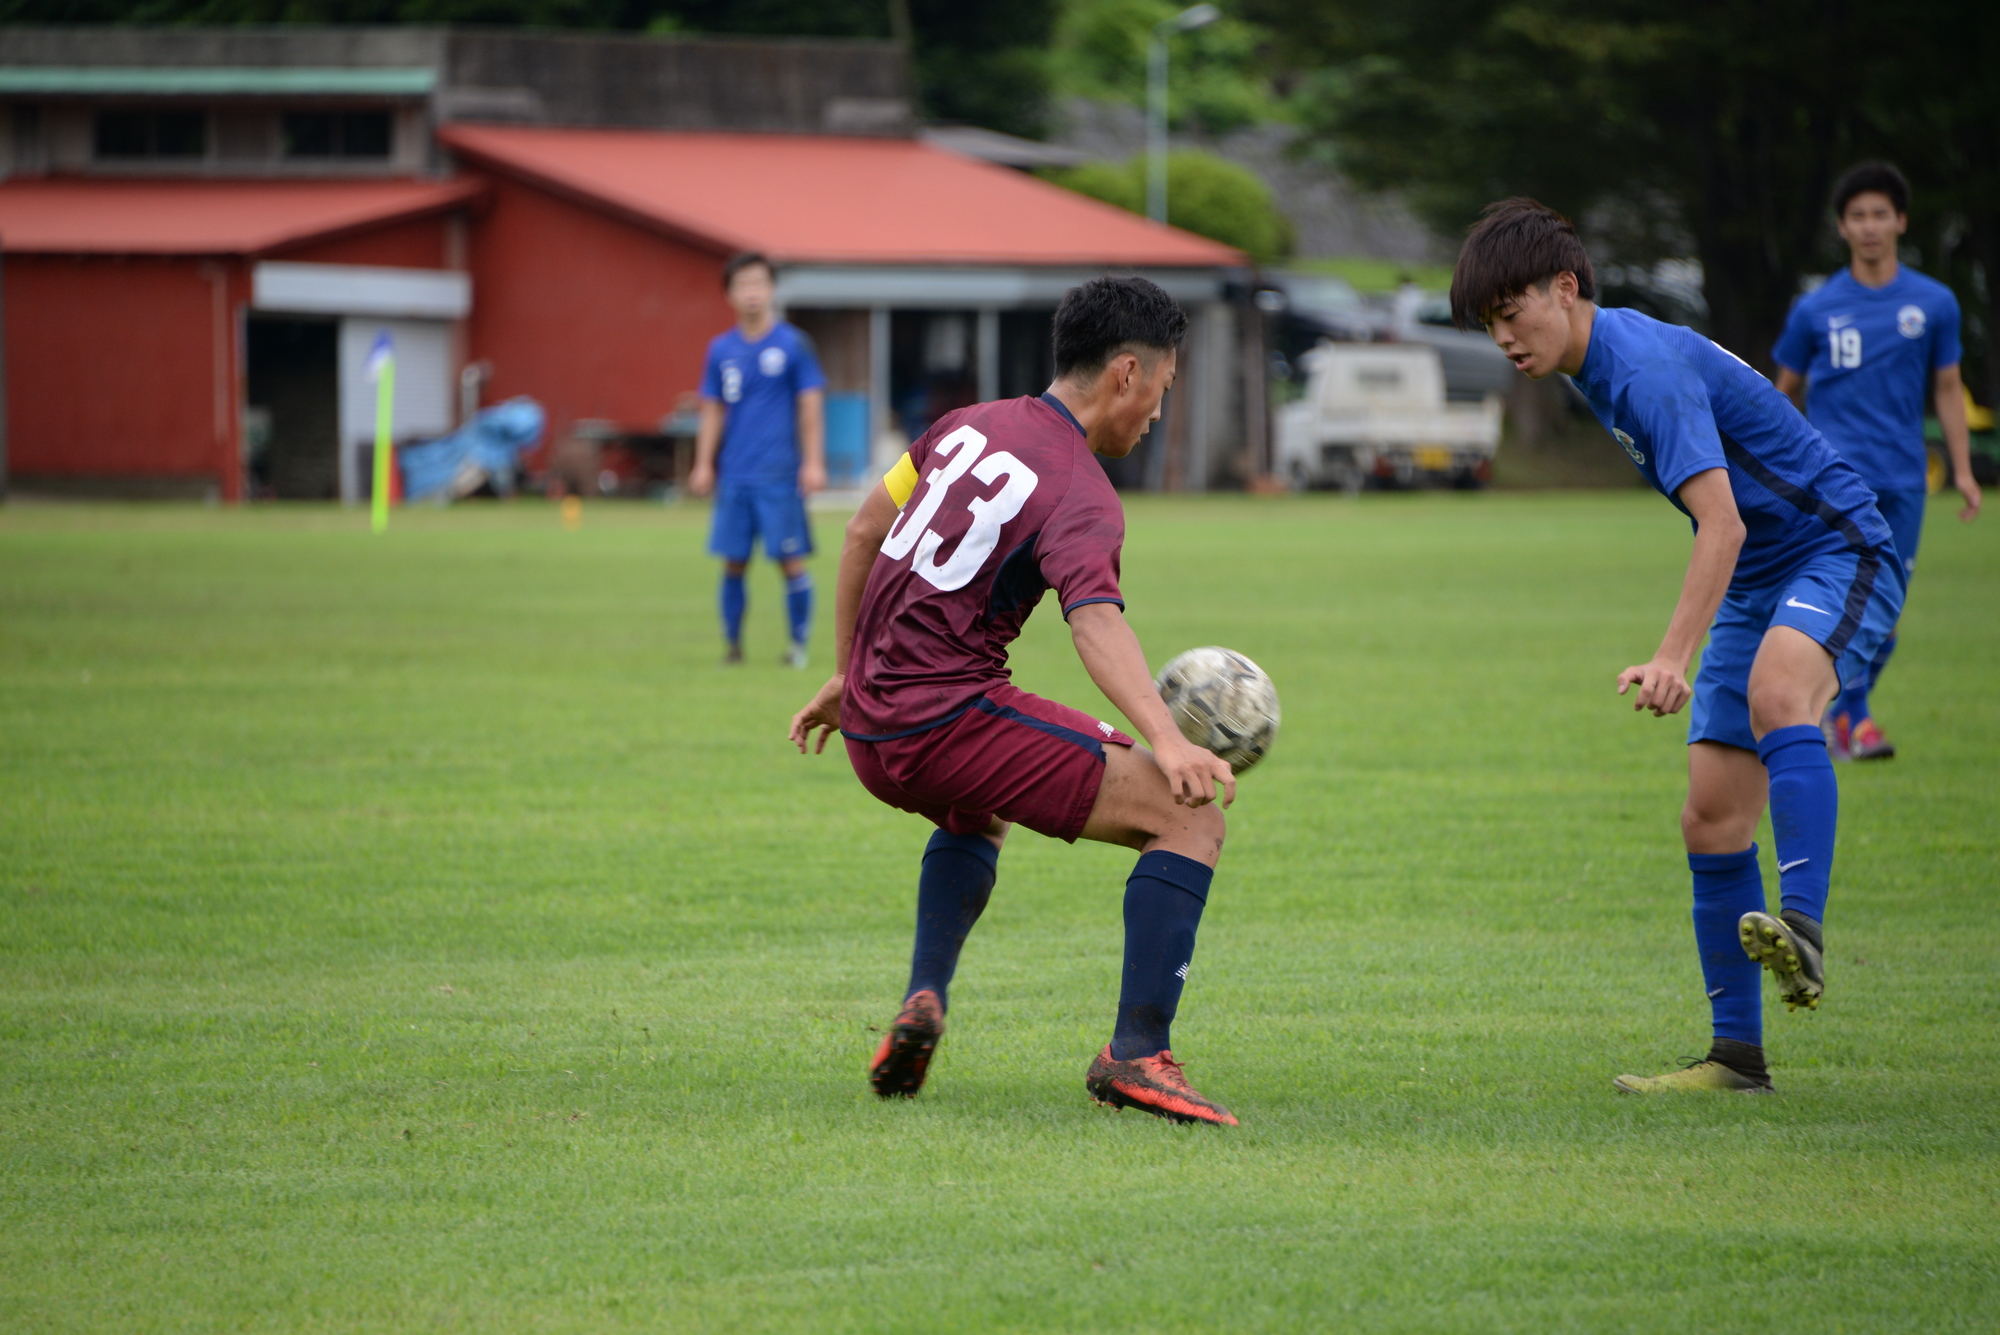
[{"xmin": 1146, "ymin": 4, "xmax": 1219, "ymax": 224}]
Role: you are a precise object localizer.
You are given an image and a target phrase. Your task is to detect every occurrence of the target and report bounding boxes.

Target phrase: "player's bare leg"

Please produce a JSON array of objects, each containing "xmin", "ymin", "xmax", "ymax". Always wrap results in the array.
[
  {"xmin": 1079, "ymin": 742, "xmax": 1226, "ymax": 864},
  {"xmin": 1079, "ymin": 745, "xmax": 1237, "ymax": 1124}
]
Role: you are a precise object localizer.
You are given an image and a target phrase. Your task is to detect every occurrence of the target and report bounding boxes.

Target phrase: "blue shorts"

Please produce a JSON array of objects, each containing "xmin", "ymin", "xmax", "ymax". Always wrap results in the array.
[
  {"xmin": 1872, "ymin": 486, "xmax": 1926, "ymax": 579},
  {"xmin": 708, "ymin": 480, "xmax": 813, "ymax": 563},
  {"xmin": 1688, "ymin": 546, "xmax": 1907, "ymax": 751}
]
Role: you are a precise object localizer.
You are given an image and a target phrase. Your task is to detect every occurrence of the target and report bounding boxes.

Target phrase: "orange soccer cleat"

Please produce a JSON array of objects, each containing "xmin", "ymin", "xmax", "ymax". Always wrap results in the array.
[
  {"xmin": 869, "ymin": 989, "xmax": 944, "ymax": 1099},
  {"xmin": 1085, "ymin": 1045, "xmax": 1238, "ymax": 1126}
]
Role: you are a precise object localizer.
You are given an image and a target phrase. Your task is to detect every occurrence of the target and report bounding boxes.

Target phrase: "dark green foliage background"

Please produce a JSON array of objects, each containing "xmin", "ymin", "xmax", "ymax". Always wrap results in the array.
[{"xmin": 1247, "ymin": 0, "xmax": 2000, "ymax": 392}]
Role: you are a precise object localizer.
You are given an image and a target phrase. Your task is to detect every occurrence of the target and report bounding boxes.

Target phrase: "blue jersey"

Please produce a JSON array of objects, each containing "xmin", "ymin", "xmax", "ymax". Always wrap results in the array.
[
  {"xmin": 1574, "ymin": 307, "xmax": 1892, "ymax": 588},
  {"xmin": 1772, "ymin": 267, "xmax": 1961, "ymax": 492},
  {"xmin": 699, "ymin": 321, "xmax": 826, "ymax": 485}
]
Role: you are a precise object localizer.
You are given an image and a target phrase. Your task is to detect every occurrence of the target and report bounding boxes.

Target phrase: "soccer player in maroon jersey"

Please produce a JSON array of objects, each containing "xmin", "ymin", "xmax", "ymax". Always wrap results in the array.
[{"xmin": 788, "ymin": 277, "xmax": 1242, "ymax": 1125}]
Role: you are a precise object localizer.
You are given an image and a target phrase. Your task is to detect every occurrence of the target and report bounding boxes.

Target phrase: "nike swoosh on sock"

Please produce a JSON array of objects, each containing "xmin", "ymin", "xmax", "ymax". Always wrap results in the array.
[{"xmin": 1778, "ymin": 858, "xmax": 1810, "ymax": 873}]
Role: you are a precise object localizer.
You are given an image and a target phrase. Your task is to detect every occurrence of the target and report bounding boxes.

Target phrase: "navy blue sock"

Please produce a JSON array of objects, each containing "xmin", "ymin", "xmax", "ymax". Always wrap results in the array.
[
  {"xmin": 785, "ymin": 571, "xmax": 813, "ymax": 647},
  {"xmin": 1759, "ymin": 724, "xmax": 1837, "ymax": 925},
  {"xmin": 720, "ymin": 570, "xmax": 746, "ymax": 646},
  {"xmin": 1110, "ymin": 851, "xmax": 1213, "ymax": 1061},
  {"xmin": 1689, "ymin": 845, "xmax": 1766, "ymax": 1046},
  {"xmin": 906, "ymin": 829, "xmax": 999, "ymax": 1012}
]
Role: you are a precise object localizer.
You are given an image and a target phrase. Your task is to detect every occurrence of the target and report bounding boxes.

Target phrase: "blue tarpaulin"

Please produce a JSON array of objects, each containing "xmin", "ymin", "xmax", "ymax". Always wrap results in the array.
[{"xmin": 400, "ymin": 398, "xmax": 545, "ymax": 501}]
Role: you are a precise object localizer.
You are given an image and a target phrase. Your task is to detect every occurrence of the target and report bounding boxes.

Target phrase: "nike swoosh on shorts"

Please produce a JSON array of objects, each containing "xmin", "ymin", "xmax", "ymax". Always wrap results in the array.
[{"xmin": 1785, "ymin": 597, "xmax": 1832, "ymax": 615}]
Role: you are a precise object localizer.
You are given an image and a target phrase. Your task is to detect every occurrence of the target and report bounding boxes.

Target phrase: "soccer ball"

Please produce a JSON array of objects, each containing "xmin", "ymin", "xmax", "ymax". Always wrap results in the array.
[{"xmin": 1154, "ymin": 647, "xmax": 1280, "ymax": 775}]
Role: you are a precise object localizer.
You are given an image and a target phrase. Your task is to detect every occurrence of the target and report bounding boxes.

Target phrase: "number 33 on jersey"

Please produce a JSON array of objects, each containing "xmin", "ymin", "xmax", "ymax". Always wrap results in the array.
[
  {"xmin": 881, "ymin": 426, "xmax": 1040, "ymax": 591},
  {"xmin": 840, "ymin": 393, "xmax": 1131, "ymax": 740}
]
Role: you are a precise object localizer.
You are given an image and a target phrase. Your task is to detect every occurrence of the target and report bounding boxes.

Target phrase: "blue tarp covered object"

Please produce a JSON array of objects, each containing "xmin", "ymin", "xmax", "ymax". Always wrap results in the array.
[{"xmin": 400, "ymin": 398, "xmax": 545, "ymax": 501}]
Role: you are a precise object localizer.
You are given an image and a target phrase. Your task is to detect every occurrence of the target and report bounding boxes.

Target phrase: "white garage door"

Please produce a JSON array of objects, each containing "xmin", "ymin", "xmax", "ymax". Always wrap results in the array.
[{"xmin": 337, "ymin": 318, "xmax": 455, "ymax": 503}]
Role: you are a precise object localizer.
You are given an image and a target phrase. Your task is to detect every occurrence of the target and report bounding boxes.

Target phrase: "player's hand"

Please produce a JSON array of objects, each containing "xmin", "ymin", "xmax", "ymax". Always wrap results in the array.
[
  {"xmin": 789, "ymin": 673, "xmax": 845, "ymax": 754},
  {"xmin": 1955, "ymin": 470, "xmax": 1982, "ymax": 522},
  {"xmin": 1155, "ymin": 734, "xmax": 1236, "ymax": 809},
  {"xmin": 799, "ymin": 460, "xmax": 828, "ymax": 496},
  {"xmin": 687, "ymin": 462, "xmax": 716, "ymax": 499},
  {"xmin": 1616, "ymin": 657, "xmax": 1693, "ymax": 717}
]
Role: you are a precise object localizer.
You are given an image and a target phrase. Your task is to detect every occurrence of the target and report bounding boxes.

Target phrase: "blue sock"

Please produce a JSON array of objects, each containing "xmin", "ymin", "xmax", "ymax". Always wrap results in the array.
[
  {"xmin": 785, "ymin": 571, "xmax": 813, "ymax": 647},
  {"xmin": 1111, "ymin": 851, "xmax": 1213, "ymax": 1060},
  {"xmin": 720, "ymin": 571, "xmax": 746, "ymax": 646},
  {"xmin": 906, "ymin": 829, "xmax": 999, "ymax": 1012},
  {"xmin": 1759, "ymin": 724, "xmax": 1837, "ymax": 925},
  {"xmin": 1689, "ymin": 845, "xmax": 1766, "ymax": 1046}
]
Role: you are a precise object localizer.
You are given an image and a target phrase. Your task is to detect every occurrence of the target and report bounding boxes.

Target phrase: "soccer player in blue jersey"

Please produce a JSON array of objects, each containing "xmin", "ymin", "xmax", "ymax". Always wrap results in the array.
[
  {"xmin": 1773, "ymin": 162, "xmax": 1982, "ymax": 760},
  {"xmin": 1453, "ymin": 200, "xmax": 1905, "ymax": 1094},
  {"xmin": 689, "ymin": 251, "xmax": 828, "ymax": 667}
]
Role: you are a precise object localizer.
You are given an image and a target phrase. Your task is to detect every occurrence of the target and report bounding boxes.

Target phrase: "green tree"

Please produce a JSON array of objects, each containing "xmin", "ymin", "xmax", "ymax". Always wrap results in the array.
[
  {"xmin": 1251, "ymin": 0, "xmax": 2000, "ymax": 390},
  {"xmin": 1050, "ymin": 0, "xmax": 1280, "ymax": 135},
  {"xmin": 906, "ymin": 0, "xmax": 1057, "ymax": 140},
  {"xmin": 1043, "ymin": 149, "xmax": 1294, "ymax": 262}
]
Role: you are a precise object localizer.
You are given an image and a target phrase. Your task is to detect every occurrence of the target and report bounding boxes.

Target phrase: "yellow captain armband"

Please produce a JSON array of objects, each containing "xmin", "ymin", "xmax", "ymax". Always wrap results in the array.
[{"xmin": 883, "ymin": 452, "xmax": 919, "ymax": 508}]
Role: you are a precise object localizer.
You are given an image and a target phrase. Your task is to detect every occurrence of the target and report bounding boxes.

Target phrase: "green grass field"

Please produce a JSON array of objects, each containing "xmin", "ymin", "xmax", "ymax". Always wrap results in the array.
[{"xmin": 3, "ymin": 492, "xmax": 1996, "ymax": 1332}]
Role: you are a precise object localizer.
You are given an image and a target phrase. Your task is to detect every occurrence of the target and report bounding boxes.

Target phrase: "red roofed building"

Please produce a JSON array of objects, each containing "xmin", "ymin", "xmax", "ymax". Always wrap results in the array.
[{"xmin": 0, "ymin": 26, "xmax": 1257, "ymax": 501}]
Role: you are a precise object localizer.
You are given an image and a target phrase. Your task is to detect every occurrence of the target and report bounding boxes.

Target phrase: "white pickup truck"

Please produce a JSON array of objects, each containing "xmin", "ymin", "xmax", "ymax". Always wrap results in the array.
[{"xmin": 1275, "ymin": 342, "xmax": 1503, "ymax": 493}]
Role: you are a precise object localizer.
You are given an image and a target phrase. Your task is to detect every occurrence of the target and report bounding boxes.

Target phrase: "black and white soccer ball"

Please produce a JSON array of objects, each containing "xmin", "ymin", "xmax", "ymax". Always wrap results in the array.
[{"xmin": 1154, "ymin": 646, "xmax": 1280, "ymax": 775}]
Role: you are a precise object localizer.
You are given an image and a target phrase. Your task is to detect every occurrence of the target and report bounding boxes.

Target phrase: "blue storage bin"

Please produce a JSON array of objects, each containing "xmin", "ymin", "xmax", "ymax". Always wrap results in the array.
[{"xmin": 824, "ymin": 392, "xmax": 870, "ymax": 486}]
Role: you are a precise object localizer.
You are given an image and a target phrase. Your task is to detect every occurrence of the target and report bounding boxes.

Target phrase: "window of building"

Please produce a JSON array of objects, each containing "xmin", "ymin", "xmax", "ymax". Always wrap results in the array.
[
  {"xmin": 94, "ymin": 110, "xmax": 207, "ymax": 160},
  {"xmin": 282, "ymin": 111, "xmax": 393, "ymax": 160}
]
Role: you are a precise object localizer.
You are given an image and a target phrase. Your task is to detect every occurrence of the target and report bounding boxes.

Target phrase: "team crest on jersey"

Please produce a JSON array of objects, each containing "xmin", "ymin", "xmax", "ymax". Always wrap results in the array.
[
  {"xmin": 721, "ymin": 362, "xmax": 743, "ymax": 403},
  {"xmin": 1897, "ymin": 305, "xmax": 1926, "ymax": 339},
  {"xmin": 758, "ymin": 346, "xmax": 788, "ymax": 376},
  {"xmin": 1613, "ymin": 428, "xmax": 1645, "ymax": 465}
]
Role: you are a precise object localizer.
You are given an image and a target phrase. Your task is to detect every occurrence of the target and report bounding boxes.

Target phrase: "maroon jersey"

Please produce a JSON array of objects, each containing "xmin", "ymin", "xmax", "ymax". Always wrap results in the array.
[{"xmin": 842, "ymin": 393, "xmax": 1125, "ymax": 740}]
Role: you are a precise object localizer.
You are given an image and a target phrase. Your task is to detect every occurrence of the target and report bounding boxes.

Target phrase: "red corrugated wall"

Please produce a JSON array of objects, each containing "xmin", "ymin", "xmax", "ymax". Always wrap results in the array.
[
  {"xmin": 5, "ymin": 254, "xmax": 246, "ymax": 495},
  {"xmin": 4, "ymin": 212, "xmax": 461, "ymax": 500},
  {"xmin": 463, "ymin": 171, "xmax": 732, "ymax": 453}
]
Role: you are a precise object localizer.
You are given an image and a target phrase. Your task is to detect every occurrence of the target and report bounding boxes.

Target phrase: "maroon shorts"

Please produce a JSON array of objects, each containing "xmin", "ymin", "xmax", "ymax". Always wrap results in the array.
[{"xmin": 844, "ymin": 683, "xmax": 1135, "ymax": 842}]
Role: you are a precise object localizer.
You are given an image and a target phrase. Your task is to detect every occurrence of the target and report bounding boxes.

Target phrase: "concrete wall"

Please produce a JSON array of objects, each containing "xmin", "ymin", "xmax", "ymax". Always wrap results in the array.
[
  {"xmin": 440, "ymin": 29, "xmax": 909, "ymax": 134},
  {"xmin": 0, "ymin": 25, "xmax": 445, "ymax": 70},
  {"xmin": 0, "ymin": 27, "xmax": 912, "ymax": 146}
]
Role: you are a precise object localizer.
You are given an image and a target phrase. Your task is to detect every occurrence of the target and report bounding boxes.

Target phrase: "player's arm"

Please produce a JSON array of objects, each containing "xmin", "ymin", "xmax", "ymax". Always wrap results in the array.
[
  {"xmin": 788, "ymin": 481, "xmax": 899, "ymax": 753},
  {"xmin": 689, "ymin": 399, "xmax": 724, "ymax": 498},
  {"xmin": 1773, "ymin": 366, "xmax": 1807, "ymax": 411},
  {"xmin": 1617, "ymin": 467, "xmax": 1745, "ymax": 717},
  {"xmin": 1067, "ymin": 602, "xmax": 1234, "ymax": 809},
  {"xmin": 1933, "ymin": 364, "xmax": 1981, "ymax": 522},
  {"xmin": 796, "ymin": 388, "xmax": 827, "ymax": 496}
]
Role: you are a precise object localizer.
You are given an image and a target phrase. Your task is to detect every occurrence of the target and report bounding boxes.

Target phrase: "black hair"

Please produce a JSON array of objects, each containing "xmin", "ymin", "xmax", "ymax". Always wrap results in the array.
[
  {"xmin": 1051, "ymin": 276, "xmax": 1189, "ymax": 378},
  {"xmin": 1449, "ymin": 198, "xmax": 1597, "ymax": 330},
  {"xmin": 722, "ymin": 250, "xmax": 774, "ymax": 289},
  {"xmin": 1831, "ymin": 162, "xmax": 1910, "ymax": 218}
]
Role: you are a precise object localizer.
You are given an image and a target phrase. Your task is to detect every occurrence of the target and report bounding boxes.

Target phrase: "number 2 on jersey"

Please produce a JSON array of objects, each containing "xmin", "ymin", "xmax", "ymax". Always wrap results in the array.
[{"xmin": 880, "ymin": 425, "xmax": 1041, "ymax": 593}]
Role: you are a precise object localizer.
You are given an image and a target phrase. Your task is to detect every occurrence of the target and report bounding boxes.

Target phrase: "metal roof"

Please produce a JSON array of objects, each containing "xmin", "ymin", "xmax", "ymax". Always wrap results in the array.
[
  {"xmin": 439, "ymin": 124, "xmax": 1242, "ymax": 269},
  {"xmin": 0, "ymin": 66, "xmax": 436, "ymax": 96},
  {"xmin": 0, "ymin": 177, "xmax": 480, "ymax": 254}
]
